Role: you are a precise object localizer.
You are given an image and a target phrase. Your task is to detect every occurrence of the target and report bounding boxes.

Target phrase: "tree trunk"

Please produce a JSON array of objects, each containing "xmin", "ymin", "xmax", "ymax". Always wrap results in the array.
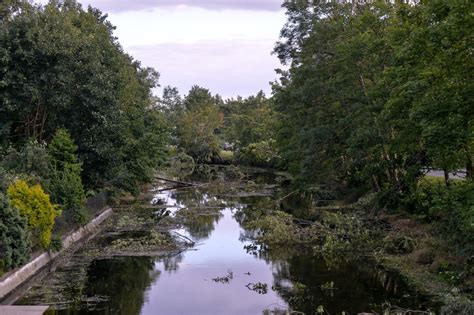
[
  {"xmin": 372, "ymin": 175, "xmax": 381, "ymax": 192},
  {"xmin": 443, "ymin": 169, "xmax": 450, "ymax": 187},
  {"xmin": 467, "ymin": 154, "xmax": 473, "ymax": 179}
]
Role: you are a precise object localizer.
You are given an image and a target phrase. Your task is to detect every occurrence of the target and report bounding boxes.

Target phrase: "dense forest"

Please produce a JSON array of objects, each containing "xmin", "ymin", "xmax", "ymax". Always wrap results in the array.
[
  {"xmin": 270, "ymin": 1, "xmax": 473, "ymax": 247},
  {"xmin": 0, "ymin": 0, "xmax": 472, "ymax": 311}
]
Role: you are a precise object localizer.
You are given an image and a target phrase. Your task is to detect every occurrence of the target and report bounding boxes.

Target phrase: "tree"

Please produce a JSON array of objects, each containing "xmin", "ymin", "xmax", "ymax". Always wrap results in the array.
[
  {"xmin": 178, "ymin": 104, "xmax": 223, "ymax": 163},
  {"xmin": 223, "ymin": 91, "xmax": 277, "ymax": 149},
  {"xmin": 272, "ymin": 0, "xmax": 473, "ymax": 202},
  {"xmin": 47, "ymin": 129, "xmax": 86, "ymax": 223},
  {"xmin": 383, "ymin": 1, "xmax": 474, "ymax": 182},
  {"xmin": 0, "ymin": 0, "xmax": 169, "ymax": 191},
  {"xmin": 221, "ymin": 91, "xmax": 279, "ymax": 166},
  {"xmin": 175, "ymin": 86, "xmax": 223, "ymax": 162}
]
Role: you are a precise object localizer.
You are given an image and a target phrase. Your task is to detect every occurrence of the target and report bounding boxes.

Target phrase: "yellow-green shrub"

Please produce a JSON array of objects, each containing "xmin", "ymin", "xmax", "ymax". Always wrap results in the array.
[{"xmin": 7, "ymin": 180, "xmax": 60, "ymax": 249}]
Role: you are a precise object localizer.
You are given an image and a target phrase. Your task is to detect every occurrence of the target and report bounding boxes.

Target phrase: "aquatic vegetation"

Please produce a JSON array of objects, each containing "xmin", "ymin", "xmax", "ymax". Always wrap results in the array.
[
  {"xmin": 212, "ymin": 270, "xmax": 234, "ymax": 284},
  {"xmin": 108, "ymin": 231, "xmax": 170, "ymax": 253},
  {"xmin": 242, "ymin": 207, "xmax": 373, "ymax": 259},
  {"xmin": 246, "ymin": 282, "xmax": 268, "ymax": 294}
]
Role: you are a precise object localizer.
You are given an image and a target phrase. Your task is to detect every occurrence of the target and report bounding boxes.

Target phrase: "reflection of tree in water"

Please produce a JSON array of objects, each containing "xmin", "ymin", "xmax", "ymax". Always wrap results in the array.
[
  {"xmin": 170, "ymin": 189, "xmax": 216, "ymax": 209},
  {"xmin": 171, "ymin": 187, "xmax": 226, "ymax": 242},
  {"xmin": 80, "ymin": 257, "xmax": 159, "ymax": 315},
  {"xmin": 42, "ymin": 257, "xmax": 159, "ymax": 315},
  {"xmin": 184, "ymin": 212, "xmax": 222, "ymax": 241},
  {"xmin": 234, "ymin": 196, "xmax": 274, "ymax": 226},
  {"xmin": 233, "ymin": 188, "xmax": 431, "ymax": 314},
  {"xmin": 267, "ymin": 250, "xmax": 425, "ymax": 315},
  {"xmin": 159, "ymin": 251, "xmax": 185, "ymax": 273}
]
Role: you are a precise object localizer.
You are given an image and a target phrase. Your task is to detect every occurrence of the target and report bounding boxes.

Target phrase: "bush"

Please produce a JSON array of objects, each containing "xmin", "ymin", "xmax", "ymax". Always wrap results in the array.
[
  {"xmin": 408, "ymin": 180, "xmax": 474, "ymax": 250},
  {"xmin": 0, "ymin": 193, "xmax": 30, "ymax": 273},
  {"xmin": 48, "ymin": 166, "xmax": 87, "ymax": 224},
  {"xmin": 0, "ymin": 141, "xmax": 50, "ymax": 179},
  {"xmin": 7, "ymin": 180, "xmax": 60, "ymax": 249}
]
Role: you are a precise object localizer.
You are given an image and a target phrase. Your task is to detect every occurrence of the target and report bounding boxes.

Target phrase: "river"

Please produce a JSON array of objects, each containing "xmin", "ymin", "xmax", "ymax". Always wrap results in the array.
[{"xmin": 15, "ymin": 166, "xmax": 434, "ymax": 314}]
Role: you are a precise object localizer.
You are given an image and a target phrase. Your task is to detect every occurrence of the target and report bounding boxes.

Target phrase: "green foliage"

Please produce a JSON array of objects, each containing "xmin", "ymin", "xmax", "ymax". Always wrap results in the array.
[
  {"xmin": 247, "ymin": 211, "xmax": 304, "ymax": 245},
  {"xmin": 0, "ymin": 0, "xmax": 169, "ymax": 192},
  {"xmin": 48, "ymin": 129, "xmax": 80, "ymax": 167},
  {"xmin": 176, "ymin": 87, "xmax": 223, "ymax": 162},
  {"xmin": 222, "ymin": 92, "xmax": 277, "ymax": 150},
  {"xmin": 48, "ymin": 236, "xmax": 63, "ymax": 253},
  {"xmin": 238, "ymin": 139, "xmax": 280, "ymax": 168},
  {"xmin": 0, "ymin": 192, "xmax": 30, "ymax": 273},
  {"xmin": 0, "ymin": 141, "xmax": 50, "ymax": 179},
  {"xmin": 7, "ymin": 180, "xmax": 60, "ymax": 249},
  {"xmin": 165, "ymin": 88, "xmax": 279, "ymax": 166},
  {"xmin": 47, "ymin": 129, "xmax": 86, "ymax": 224},
  {"xmin": 408, "ymin": 180, "xmax": 474, "ymax": 249},
  {"xmin": 273, "ymin": 1, "xmax": 473, "ymax": 190}
]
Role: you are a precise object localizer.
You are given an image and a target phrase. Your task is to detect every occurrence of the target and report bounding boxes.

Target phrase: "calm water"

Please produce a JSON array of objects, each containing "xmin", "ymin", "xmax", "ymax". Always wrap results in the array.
[{"xmin": 15, "ymin": 167, "xmax": 434, "ymax": 314}]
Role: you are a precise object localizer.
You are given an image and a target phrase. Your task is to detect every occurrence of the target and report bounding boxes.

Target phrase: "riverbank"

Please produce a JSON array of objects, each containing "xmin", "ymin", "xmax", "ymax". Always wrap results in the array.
[{"xmin": 376, "ymin": 212, "xmax": 473, "ymax": 308}]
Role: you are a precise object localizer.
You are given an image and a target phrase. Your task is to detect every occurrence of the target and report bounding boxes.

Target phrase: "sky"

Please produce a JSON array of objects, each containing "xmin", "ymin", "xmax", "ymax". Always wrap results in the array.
[{"xmin": 36, "ymin": 0, "xmax": 287, "ymax": 99}]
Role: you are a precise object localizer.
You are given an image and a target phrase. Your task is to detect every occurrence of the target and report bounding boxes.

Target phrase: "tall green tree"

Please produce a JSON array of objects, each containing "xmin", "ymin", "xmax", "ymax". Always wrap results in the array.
[
  {"xmin": 383, "ymin": 1, "xmax": 474, "ymax": 181},
  {"xmin": 272, "ymin": 0, "xmax": 473, "ymax": 206},
  {"xmin": 0, "ymin": 0, "xmax": 169, "ymax": 191},
  {"xmin": 175, "ymin": 86, "xmax": 223, "ymax": 162}
]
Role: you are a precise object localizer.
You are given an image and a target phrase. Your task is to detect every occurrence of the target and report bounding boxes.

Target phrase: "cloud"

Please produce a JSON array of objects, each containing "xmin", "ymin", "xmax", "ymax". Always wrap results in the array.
[
  {"xmin": 127, "ymin": 39, "xmax": 281, "ymax": 98},
  {"xmin": 72, "ymin": 0, "xmax": 283, "ymax": 13}
]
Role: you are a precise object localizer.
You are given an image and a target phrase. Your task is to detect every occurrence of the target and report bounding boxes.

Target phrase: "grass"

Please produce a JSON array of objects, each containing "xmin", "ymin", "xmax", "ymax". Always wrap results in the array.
[{"xmin": 419, "ymin": 175, "xmax": 463, "ymax": 187}]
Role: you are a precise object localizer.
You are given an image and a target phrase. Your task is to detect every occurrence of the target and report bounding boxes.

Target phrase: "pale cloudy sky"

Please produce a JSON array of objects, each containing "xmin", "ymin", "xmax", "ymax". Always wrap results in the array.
[{"xmin": 36, "ymin": 0, "xmax": 287, "ymax": 98}]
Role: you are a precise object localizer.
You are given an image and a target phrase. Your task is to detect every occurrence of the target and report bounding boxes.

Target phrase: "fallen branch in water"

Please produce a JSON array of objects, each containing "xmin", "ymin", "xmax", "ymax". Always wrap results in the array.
[
  {"xmin": 172, "ymin": 231, "xmax": 195, "ymax": 245},
  {"xmin": 155, "ymin": 176, "xmax": 198, "ymax": 187}
]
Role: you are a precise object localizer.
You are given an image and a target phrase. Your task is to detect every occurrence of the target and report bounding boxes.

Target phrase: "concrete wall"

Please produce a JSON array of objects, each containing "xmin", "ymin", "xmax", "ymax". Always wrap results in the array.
[{"xmin": 0, "ymin": 208, "xmax": 113, "ymax": 300}]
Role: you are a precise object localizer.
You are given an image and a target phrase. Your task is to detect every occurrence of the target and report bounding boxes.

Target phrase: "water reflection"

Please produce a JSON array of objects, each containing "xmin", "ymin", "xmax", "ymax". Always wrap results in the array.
[{"xmin": 40, "ymin": 257, "xmax": 159, "ymax": 315}]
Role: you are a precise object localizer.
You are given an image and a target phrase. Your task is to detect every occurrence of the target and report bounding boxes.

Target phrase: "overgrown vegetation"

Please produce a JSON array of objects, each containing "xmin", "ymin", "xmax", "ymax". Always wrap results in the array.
[{"xmin": 0, "ymin": 0, "xmax": 471, "ymax": 311}]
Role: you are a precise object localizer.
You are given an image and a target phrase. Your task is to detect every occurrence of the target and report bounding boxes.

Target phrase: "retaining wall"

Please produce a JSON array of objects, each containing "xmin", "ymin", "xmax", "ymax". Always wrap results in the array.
[{"xmin": 0, "ymin": 208, "xmax": 113, "ymax": 300}]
